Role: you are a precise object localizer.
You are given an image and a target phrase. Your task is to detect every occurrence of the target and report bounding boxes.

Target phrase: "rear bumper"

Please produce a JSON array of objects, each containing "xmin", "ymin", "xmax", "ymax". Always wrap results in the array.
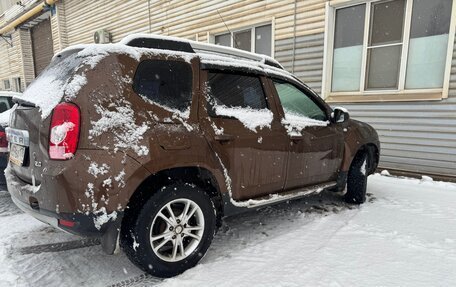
[{"xmin": 7, "ymin": 167, "xmax": 122, "ymax": 237}]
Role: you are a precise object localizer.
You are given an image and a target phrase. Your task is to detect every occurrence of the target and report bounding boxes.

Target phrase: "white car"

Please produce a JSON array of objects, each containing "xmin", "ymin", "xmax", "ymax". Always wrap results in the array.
[{"xmin": 0, "ymin": 91, "xmax": 20, "ymax": 186}]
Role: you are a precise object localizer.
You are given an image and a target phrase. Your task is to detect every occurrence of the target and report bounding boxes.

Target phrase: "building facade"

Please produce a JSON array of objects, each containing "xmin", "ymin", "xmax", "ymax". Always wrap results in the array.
[{"xmin": 0, "ymin": 0, "xmax": 455, "ymax": 178}]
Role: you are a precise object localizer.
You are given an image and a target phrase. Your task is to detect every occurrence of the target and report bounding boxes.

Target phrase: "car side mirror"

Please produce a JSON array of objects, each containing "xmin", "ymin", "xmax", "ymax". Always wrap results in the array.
[{"xmin": 332, "ymin": 107, "xmax": 349, "ymax": 123}]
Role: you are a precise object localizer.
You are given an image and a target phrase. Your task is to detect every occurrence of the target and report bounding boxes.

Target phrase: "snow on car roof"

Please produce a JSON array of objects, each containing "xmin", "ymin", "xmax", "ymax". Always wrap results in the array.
[
  {"xmin": 0, "ymin": 91, "xmax": 21, "ymax": 97},
  {"xmin": 53, "ymin": 34, "xmax": 294, "ymax": 81}
]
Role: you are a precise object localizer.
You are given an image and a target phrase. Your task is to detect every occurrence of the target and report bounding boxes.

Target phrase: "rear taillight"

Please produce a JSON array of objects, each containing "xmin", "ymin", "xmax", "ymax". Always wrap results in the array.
[
  {"xmin": 0, "ymin": 131, "xmax": 8, "ymax": 148},
  {"xmin": 49, "ymin": 103, "xmax": 80, "ymax": 160}
]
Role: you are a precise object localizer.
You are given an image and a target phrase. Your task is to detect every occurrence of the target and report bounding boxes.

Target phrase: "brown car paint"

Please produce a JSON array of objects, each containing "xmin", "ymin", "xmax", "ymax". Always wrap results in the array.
[{"xmin": 7, "ymin": 49, "xmax": 380, "ymax": 237}]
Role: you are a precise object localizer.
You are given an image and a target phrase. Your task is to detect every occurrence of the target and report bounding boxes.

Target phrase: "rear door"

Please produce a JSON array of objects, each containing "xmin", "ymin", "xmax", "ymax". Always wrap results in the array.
[
  {"xmin": 199, "ymin": 70, "xmax": 289, "ymax": 201},
  {"xmin": 270, "ymin": 78, "xmax": 344, "ymax": 189}
]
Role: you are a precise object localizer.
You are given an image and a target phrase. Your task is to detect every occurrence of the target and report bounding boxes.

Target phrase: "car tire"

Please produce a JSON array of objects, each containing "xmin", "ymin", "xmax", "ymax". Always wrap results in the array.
[
  {"xmin": 344, "ymin": 151, "xmax": 369, "ymax": 204},
  {"xmin": 120, "ymin": 182, "xmax": 217, "ymax": 278}
]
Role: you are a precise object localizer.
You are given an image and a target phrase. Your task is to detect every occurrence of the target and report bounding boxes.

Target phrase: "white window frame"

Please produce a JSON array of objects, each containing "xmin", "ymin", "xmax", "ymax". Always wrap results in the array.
[
  {"xmin": 322, "ymin": 0, "xmax": 456, "ymax": 102},
  {"xmin": 210, "ymin": 21, "xmax": 275, "ymax": 58}
]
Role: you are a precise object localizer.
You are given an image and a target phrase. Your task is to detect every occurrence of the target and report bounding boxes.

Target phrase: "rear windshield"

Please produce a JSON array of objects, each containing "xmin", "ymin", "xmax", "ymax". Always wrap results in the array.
[
  {"xmin": 0, "ymin": 96, "xmax": 13, "ymax": 113},
  {"xmin": 15, "ymin": 50, "xmax": 86, "ymax": 119},
  {"xmin": 132, "ymin": 60, "xmax": 192, "ymax": 112}
]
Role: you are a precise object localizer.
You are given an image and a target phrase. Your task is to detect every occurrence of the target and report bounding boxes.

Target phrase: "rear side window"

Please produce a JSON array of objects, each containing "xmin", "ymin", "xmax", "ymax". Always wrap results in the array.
[
  {"xmin": 133, "ymin": 60, "xmax": 192, "ymax": 112},
  {"xmin": 207, "ymin": 72, "xmax": 267, "ymax": 113}
]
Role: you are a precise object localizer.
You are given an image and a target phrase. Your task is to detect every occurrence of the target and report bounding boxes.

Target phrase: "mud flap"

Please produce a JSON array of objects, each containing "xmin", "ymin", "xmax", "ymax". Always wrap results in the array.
[{"xmin": 101, "ymin": 223, "xmax": 121, "ymax": 255}]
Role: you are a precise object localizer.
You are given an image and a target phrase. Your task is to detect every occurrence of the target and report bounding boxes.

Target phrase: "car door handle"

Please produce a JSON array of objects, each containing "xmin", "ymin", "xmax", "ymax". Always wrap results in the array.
[
  {"xmin": 214, "ymin": 134, "xmax": 235, "ymax": 142},
  {"xmin": 289, "ymin": 135, "xmax": 303, "ymax": 141}
]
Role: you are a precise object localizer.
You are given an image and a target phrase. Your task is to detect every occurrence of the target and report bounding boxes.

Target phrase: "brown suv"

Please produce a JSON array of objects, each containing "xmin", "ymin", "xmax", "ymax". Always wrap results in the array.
[{"xmin": 6, "ymin": 34, "xmax": 379, "ymax": 278}]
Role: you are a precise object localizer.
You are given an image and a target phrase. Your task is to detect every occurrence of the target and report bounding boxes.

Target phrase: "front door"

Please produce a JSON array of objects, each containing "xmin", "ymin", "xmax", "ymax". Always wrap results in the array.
[
  {"xmin": 271, "ymin": 79, "xmax": 344, "ymax": 190},
  {"xmin": 199, "ymin": 70, "xmax": 289, "ymax": 201}
]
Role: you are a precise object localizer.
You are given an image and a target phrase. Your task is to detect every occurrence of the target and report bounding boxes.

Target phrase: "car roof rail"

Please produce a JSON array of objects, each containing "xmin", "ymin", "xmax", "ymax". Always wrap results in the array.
[{"xmin": 121, "ymin": 34, "xmax": 284, "ymax": 70}]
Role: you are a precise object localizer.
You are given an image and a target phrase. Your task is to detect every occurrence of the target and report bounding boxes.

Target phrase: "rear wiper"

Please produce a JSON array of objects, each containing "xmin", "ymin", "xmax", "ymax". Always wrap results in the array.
[{"xmin": 13, "ymin": 97, "xmax": 36, "ymax": 107}]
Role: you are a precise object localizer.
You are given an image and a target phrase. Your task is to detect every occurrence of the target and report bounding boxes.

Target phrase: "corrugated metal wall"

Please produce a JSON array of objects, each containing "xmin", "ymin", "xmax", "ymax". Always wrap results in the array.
[
  {"xmin": 275, "ymin": 33, "xmax": 325, "ymax": 93},
  {"xmin": 0, "ymin": 29, "xmax": 22, "ymax": 89},
  {"xmin": 337, "ymin": 39, "xmax": 456, "ymax": 176},
  {"xmin": 56, "ymin": 0, "xmax": 326, "ymax": 48}
]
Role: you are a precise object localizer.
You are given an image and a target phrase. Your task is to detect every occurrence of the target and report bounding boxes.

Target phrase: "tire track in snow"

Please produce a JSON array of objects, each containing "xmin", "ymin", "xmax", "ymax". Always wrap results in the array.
[
  {"xmin": 105, "ymin": 273, "xmax": 162, "ymax": 287},
  {"xmin": 15, "ymin": 238, "xmax": 101, "ymax": 255},
  {"xmin": 0, "ymin": 191, "xmax": 23, "ymax": 217}
]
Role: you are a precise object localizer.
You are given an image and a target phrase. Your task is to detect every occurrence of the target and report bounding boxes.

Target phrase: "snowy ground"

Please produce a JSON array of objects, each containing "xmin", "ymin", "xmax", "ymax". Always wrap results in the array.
[{"xmin": 1, "ymin": 173, "xmax": 456, "ymax": 287}]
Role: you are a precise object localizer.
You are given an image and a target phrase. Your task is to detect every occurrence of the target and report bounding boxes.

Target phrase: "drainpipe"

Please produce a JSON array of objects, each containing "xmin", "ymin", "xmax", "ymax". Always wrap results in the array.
[
  {"xmin": 0, "ymin": 0, "xmax": 59, "ymax": 36},
  {"xmin": 291, "ymin": 0, "xmax": 297, "ymax": 73}
]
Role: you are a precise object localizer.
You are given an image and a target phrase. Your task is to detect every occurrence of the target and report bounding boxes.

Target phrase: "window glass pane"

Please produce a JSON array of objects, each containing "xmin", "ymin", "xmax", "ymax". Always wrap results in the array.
[
  {"xmin": 234, "ymin": 30, "xmax": 251, "ymax": 52},
  {"xmin": 255, "ymin": 25, "xmax": 272, "ymax": 56},
  {"xmin": 334, "ymin": 5, "xmax": 365, "ymax": 49},
  {"xmin": 410, "ymin": 0, "xmax": 452, "ymax": 38},
  {"xmin": 3, "ymin": 80, "xmax": 10, "ymax": 90},
  {"xmin": 406, "ymin": 0, "xmax": 453, "ymax": 89},
  {"xmin": 133, "ymin": 60, "xmax": 192, "ymax": 112},
  {"xmin": 215, "ymin": 33, "xmax": 231, "ymax": 47},
  {"xmin": 273, "ymin": 80, "xmax": 327, "ymax": 121},
  {"xmin": 366, "ymin": 45, "xmax": 402, "ymax": 89},
  {"xmin": 0, "ymin": 97, "xmax": 11, "ymax": 113},
  {"xmin": 207, "ymin": 73, "xmax": 267, "ymax": 115},
  {"xmin": 369, "ymin": 0, "xmax": 406, "ymax": 46},
  {"xmin": 332, "ymin": 4, "xmax": 365, "ymax": 92}
]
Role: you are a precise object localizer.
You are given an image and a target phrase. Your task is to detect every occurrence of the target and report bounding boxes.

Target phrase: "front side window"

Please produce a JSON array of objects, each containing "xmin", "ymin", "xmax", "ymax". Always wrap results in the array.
[
  {"xmin": 273, "ymin": 79, "xmax": 327, "ymax": 122},
  {"xmin": 207, "ymin": 72, "xmax": 268, "ymax": 115},
  {"xmin": 133, "ymin": 60, "xmax": 192, "ymax": 112},
  {"xmin": 331, "ymin": 0, "xmax": 453, "ymax": 93},
  {"xmin": 214, "ymin": 24, "xmax": 272, "ymax": 56}
]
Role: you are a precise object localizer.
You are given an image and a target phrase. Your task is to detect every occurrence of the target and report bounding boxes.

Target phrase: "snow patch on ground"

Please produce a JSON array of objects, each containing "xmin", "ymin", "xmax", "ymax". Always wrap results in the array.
[
  {"xmin": 381, "ymin": 169, "xmax": 391, "ymax": 176},
  {"xmin": 1, "ymin": 174, "xmax": 456, "ymax": 286}
]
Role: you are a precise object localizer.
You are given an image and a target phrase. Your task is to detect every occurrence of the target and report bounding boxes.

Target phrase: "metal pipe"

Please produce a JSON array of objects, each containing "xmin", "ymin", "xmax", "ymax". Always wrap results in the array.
[
  {"xmin": 0, "ymin": 0, "xmax": 59, "ymax": 36},
  {"xmin": 291, "ymin": 0, "xmax": 297, "ymax": 73}
]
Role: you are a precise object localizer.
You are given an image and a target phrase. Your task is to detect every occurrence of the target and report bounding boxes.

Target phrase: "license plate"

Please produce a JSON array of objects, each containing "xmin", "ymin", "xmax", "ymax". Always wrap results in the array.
[{"xmin": 9, "ymin": 143, "xmax": 26, "ymax": 166}]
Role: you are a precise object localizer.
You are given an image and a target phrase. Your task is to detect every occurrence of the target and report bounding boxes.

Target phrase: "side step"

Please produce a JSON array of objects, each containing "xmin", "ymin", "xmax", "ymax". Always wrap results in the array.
[{"xmin": 242, "ymin": 181, "xmax": 337, "ymax": 208}]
